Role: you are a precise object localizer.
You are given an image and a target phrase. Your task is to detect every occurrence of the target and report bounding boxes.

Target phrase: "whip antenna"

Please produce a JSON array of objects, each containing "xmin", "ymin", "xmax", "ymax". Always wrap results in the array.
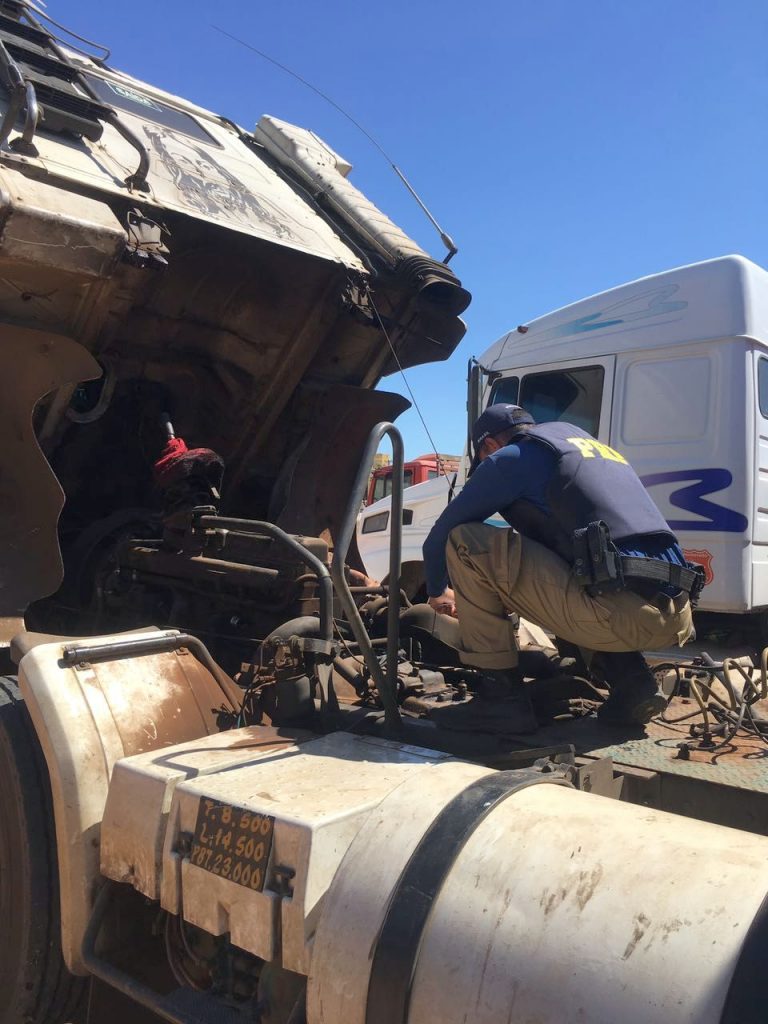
[{"xmin": 211, "ymin": 25, "xmax": 458, "ymax": 263}]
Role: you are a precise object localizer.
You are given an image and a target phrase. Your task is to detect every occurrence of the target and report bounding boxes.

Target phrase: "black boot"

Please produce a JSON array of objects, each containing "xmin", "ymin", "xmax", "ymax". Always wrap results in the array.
[
  {"xmin": 593, "ymin": 652, "xmax": 666, "ymax": 726},
  {"xmin": 517, "ymin": 649, "xmax": 575, "ymax": 680}
]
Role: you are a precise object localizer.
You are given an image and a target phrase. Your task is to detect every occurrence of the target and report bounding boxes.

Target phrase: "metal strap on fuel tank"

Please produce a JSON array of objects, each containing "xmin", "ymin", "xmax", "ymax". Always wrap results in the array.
[
  {"xmin": 720, "ymin": 889, "xmax": 768, "ymax": 1024},
  {"xmin": 365, "ymin": 768, "xmax": 569, "ymax": 1024}
]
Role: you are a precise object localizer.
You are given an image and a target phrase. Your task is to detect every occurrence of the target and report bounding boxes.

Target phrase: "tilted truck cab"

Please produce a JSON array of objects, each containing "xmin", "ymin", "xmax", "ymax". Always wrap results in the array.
[{"xmin": 2, "ymin": 7, "xmax": 768, "ymax": 1024}]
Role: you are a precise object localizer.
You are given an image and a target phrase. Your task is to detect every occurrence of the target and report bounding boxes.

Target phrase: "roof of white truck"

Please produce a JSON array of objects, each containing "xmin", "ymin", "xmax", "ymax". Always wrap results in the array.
[{"xmin": 481, "ymin": 255, "xmax": 768, "ymax": 369}]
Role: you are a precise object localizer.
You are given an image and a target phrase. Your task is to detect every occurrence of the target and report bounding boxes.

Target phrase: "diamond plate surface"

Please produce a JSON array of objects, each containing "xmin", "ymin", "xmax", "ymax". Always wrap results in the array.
[{"xmin": 529, "ymin": 697, "xmax": 768, "ymax": 793}]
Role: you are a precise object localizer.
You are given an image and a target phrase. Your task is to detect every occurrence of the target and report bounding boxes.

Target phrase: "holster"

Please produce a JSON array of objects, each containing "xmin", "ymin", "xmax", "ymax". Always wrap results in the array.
[{"xmin": 571, "ymin": 521, "xmax": 624, "ymax": 595}]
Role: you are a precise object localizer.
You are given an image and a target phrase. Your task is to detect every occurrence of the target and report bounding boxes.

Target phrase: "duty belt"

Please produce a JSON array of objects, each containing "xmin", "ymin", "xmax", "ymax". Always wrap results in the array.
[
  {"xmin": 619, "ymin": 556, "xmax": 704, "ymax": 600},
  {"xmin": 572, "ymin": 521, "xmax": 706, "ymax": 606}
]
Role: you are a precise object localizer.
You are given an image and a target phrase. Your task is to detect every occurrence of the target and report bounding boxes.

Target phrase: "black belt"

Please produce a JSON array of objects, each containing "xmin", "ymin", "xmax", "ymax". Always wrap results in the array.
[{"xmin": 620, "ymin": 556, "xmax": 704, "ymax": 599}]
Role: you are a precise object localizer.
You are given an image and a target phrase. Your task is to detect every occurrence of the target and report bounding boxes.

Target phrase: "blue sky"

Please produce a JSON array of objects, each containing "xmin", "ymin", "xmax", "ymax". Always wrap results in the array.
[{"xmin": 56, "ymin": 0, "xmax": 768, "ymax": 458}]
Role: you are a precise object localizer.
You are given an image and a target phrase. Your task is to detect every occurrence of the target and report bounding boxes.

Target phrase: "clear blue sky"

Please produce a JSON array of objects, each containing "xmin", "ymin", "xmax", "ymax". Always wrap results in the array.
[{"xmin": 57, "ymin": 0, "xmax": 768, "ymax": 458}]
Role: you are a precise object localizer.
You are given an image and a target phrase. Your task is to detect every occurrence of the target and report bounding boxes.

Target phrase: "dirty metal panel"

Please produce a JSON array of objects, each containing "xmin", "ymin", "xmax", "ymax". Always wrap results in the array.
[
  {"xmin": 2, "ymin": 102, "xmax": 366, "ymax": 270},
  {"xmin": 0, "ymin": 328, "xmax": 100, "ymax": 616},
  {"xmin": 589, "ymin": 707, "xmax": 768, "ymax": 794},
  {"xmin": 529, "ymin": 697, "xmax": 768, "ymax": 793}
]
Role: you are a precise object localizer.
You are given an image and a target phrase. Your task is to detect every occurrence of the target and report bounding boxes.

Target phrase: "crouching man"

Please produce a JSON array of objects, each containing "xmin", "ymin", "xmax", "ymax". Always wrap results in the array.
[{"xmin": 423, "ymin": 404, "xmax": 701, "ymax": 728}]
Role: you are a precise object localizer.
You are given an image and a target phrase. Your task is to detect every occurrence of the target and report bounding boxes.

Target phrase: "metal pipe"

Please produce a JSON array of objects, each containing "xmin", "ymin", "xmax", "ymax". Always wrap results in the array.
[
  {"xmin": 19, "ymin": 78, "xmax": 38, "ymax": 151},
  {"xmin": 104, "ymin": 110, "xmax": 151, "ymax": 189},
  {"xmin": 0, "ymin": 40, "xmax": 27, "ymax": 146},
  {"xmin": 19, "ymin": 1, "xmax": 112, "ymax": 62},
  {"xmin": 128, "ymin": 548, "xmax": 281, "ymax": 583},
  {"xmin": 82, "ymin": 882, "xmax": 243, "ymax": 1024},
  {"xmin": 0, "ymin": 82, "xmax": 23, "ymax": 146},
  {"xmin": 198, "ymin": 517, "xmax": 332, "ymax": 643},
  {"xmin": 331, "ymin": 422, "xmax": 403, "ymax": 730},
  {"xmin": 82, "ymin": 883, "xmax": 183, "ymax": 1024}
]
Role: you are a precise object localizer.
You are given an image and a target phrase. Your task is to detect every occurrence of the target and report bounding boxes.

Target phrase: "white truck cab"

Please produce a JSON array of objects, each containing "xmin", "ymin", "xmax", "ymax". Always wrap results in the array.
[{"xmin": 358, "ymin": 254, "xmax": 768, "ymax": 617}]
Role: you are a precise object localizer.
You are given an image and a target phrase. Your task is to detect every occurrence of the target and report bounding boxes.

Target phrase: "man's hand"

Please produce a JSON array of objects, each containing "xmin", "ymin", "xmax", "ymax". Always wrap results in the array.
[
  {"xmin": 348, "ymin": 569, "xmax": 380, "ymax": 588},
  {"xmin": 428, "ymin": 587, "xmax": 458, "ymax": 618}
]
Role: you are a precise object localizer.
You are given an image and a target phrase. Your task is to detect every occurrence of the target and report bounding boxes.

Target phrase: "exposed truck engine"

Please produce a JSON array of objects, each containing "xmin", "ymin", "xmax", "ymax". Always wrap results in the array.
[{"xmin": 0, "ymin": 5, "xmax": 767, "ymax": 1024}]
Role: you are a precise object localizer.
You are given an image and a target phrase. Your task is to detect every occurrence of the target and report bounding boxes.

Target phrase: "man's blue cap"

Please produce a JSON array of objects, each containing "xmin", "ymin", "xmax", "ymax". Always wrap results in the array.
[{"xmin": 469, "ymin": 403, "xmax": 535, "ymax": 473}]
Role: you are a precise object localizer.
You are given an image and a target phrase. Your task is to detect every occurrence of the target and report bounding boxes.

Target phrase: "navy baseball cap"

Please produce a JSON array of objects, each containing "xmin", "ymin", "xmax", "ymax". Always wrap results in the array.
[{"xmin": 469, "ymin": 404, "xmax": 535, "ymax": 474}]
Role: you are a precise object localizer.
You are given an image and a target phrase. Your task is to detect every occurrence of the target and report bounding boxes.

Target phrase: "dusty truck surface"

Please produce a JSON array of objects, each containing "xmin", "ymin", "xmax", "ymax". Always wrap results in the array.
[{"xmin": 1, "ymin": 5, "xmax": 768, "ymax": 1024}]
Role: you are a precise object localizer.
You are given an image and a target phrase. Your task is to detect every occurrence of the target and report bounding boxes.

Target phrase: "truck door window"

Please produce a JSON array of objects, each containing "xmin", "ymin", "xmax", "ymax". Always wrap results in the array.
[
  {"xmin": 519, "ymin": 366, "xmax": 604, "ymax": 434},
  {"xmin": 622, "ymin": 357, "xmax": 709, "ymax": 442},
  {"xmin": 759, "ymin": 357, "xmax": 768, "ymax": 418},
  {"xmin": 488, "ymin": 376, "xmax": 519, "ymax": 406}
]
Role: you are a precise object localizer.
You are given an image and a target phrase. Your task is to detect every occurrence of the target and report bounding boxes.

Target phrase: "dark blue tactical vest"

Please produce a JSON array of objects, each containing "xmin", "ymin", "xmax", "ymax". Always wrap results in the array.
[{"xmin": 502, "ymin": 421, "xmax": 675, "ymax": 559}]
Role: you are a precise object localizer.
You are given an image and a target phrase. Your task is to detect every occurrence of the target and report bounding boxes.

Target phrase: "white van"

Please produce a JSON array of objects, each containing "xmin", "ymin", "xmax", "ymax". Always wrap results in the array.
[{"xmin": 357, "ymin": 254, "xmax": 768, "ymax": 620}]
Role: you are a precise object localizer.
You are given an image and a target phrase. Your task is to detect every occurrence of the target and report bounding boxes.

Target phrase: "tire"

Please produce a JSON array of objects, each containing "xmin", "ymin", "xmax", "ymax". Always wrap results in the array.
[{"xmin": 0, "ymin": 676, "xmax": 87, "ymax": 1024}]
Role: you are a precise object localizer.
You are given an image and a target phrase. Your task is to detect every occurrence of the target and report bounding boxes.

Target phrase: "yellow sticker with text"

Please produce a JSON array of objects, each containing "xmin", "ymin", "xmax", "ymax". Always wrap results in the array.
[{"xmin": 566, "ymin": 437, "xmax": 628, "ymax": 464}]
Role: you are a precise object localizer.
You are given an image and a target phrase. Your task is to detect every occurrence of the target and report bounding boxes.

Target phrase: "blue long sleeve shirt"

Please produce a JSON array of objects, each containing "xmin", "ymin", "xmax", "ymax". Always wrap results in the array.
[{"xmin": 422, "ymin": 439, "xmax": 685, "ymax": 597}]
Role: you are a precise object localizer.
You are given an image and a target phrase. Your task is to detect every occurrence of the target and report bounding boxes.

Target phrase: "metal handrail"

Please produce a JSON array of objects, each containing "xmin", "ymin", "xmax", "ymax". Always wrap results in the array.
[
  {"xmin": 17, "ymin": 78, "xmax": 38, "ymax": 151},
  {"xmin": 0, "ymin": 39, "xmax": 37, "ymax": 154},
  {"xmin": 18, "ymin": 1, "xmax": 112, "ymax": 63},
  {"xmin": 331, "ymin": 422, "xmax": 403, "ymax": 731}
]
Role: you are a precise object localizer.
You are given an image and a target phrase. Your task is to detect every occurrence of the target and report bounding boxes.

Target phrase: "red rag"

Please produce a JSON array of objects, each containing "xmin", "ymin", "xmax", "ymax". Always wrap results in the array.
[{"xmin": 153, "ymin": 437, "xmax": 189, "ymax": 482}]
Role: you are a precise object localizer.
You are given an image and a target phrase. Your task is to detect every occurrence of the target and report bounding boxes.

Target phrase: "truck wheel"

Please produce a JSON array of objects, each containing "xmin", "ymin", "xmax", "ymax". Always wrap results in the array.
[{"xmin": 0, "ymin": 676, "xmax": 87, "ymax": 1024}]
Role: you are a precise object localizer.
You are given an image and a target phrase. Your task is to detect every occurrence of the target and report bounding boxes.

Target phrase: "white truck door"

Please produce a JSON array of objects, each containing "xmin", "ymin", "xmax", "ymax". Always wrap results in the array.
[{"xmin": 612, "ymin": 343, "xmax": 750, "ymax": 613}]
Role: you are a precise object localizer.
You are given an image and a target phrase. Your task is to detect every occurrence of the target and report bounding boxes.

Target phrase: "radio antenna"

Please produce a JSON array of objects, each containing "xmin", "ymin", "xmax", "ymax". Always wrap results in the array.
[{"xmin": 211, "ymin": 24, "xmax": 458, "ymax": 263}]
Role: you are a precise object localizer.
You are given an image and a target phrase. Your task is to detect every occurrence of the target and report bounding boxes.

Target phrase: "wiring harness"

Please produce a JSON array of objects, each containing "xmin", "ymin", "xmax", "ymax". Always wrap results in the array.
[{"xmin": 654, "ymin": 649, "xmax": 768, "ymax": 756}]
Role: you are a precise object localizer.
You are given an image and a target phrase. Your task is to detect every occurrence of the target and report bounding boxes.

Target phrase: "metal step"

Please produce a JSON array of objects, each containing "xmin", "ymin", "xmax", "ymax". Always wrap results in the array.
[
  {"xmin": 0, "ymin": 0, "xmax": 149, "ymax": 186},
  {"xmin": 0, "ymin": 12, "xmax": 110, "ymax": 141},
  {"xmin": 0, "ymin": 10, "xmax": 50, "ymax": 49},
  {"xmin": 0, "ymin": 1, "xmax": 26, "ymax": 18},
  {"xmin": 1, "ymin": 33, "xmax": 81, "ymax": 82}
]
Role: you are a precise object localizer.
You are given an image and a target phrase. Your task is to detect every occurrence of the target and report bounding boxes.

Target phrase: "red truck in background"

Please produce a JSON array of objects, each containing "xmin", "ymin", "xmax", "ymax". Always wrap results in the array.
[{"xmin": 366, "ymin": 453, "xmax": 461, "ymax": 505}]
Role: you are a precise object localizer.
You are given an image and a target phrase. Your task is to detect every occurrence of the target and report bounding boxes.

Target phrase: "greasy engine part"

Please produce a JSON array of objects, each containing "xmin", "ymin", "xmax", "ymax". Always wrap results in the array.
[{"xmin": 44, "ymin": 509, "xmax": 336, "ymax": 672}]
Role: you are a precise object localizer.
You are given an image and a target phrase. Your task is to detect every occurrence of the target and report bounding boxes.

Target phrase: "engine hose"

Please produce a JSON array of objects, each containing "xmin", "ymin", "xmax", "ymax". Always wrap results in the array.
[{"xmin": 262, "ymin": 617, "xmax": 323, "ymax": 646}]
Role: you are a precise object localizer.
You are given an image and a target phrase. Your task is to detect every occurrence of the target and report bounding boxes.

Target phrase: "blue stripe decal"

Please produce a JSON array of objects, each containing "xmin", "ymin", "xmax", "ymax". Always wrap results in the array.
[{"xmin": 641, "ymin": 468, "xmax": 748, "ymax": 533}]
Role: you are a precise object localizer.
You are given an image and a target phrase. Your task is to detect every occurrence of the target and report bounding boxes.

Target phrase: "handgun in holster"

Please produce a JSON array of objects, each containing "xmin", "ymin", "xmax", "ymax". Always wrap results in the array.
[{"xmin": 571, "ymin": 521, "xmax": 624, "ymax": 595}]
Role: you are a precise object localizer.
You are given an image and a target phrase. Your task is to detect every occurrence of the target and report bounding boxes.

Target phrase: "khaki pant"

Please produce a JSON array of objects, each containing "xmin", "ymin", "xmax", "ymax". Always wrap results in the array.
[{"xmin": 446, "ymin": 523, "xmax": 694, "ymax": 670}]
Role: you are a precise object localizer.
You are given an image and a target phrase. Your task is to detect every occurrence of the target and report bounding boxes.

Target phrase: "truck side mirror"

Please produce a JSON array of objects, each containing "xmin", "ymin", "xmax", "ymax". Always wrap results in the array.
[{"xmin": 466, "ymin": 357, "xmax": 485, "ymax": 453}]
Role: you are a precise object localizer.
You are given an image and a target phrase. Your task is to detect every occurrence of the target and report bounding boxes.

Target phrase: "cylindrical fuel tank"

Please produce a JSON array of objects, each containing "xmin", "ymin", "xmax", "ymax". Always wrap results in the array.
[{"xmin": 308, "ymin": 766, "xmax": 768, "ymax": 1024}]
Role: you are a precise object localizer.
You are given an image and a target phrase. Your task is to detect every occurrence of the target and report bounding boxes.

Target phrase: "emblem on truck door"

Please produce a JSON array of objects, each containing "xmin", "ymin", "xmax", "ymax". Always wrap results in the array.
[
  {"xmin": 683, "ymin": 549, "xmax": 714, "ymax": 584},
  {"xmin": 189, "ymin": 798, "xmax": 274, "ymax": 891}
]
